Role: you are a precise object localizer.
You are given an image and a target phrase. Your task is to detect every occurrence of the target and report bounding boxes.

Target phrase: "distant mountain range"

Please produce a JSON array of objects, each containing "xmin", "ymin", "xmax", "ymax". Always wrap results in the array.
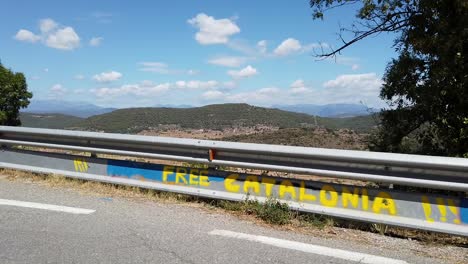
[
  {"xmin": 273, "ymin": 104, "xmax": 377, "ymax": 117},
  {"xmin": 21, "ymin": 103, "xmax": 378, "ymax": 133},
  {"xmin": 22, "ymin": 100, "xmax": 377, "ymax": 119},
  {"xmin": 22, "ymin": 100, "xmax": 116, "ymax": 118}
]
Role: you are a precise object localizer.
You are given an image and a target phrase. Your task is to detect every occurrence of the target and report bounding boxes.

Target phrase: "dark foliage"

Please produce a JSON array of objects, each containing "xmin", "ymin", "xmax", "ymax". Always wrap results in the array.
[
  {"xmin": 0, "ymin": 63, "xmax": 32, "ymax": 126},
  {"xmin": 310, "ymin": 0, "xmax": 467, "ymax": 156}
]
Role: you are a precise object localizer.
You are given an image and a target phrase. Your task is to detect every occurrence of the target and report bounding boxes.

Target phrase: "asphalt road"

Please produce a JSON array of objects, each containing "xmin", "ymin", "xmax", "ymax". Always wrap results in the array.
[{"xmin": 0, "ymin": 176, "xmax": 464, "ymax": 264}]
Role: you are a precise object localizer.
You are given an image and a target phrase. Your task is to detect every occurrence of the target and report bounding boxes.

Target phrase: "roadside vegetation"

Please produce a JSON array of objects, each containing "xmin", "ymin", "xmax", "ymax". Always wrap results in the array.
[{"xmin": 0, "ymin": 62, "xmax": 32, "ymax": 126}]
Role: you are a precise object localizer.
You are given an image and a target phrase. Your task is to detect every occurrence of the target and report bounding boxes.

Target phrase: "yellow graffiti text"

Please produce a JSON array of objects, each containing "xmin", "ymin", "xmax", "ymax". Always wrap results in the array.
[
  {"xmin": 73, "ymin": 159, "xmax": 89, "ymax": 173},
  {"xmin": 421, "ymin": 196, "xmax": 461, "ymax": 224},
  {"xmin": 261, "ymin": 177, "xmax": 276, "ymax": 197},
  {"xmin": 372, "ymin": 192, "xmax": 397, "ymax": 215},
  {"xmin": 162, "ymin": 166, "xmax": 174, "ymax": 182},
  {"xmin": 299, "ymin": 181, "xmax": 316, "ymax": 202},
  {"xmin": 199, "ymin": 170, "xmax": 210, "ymax": 187},
  {"xmin": 421, "ymin": 195, "xmax": 435, "ymax": 223},
  {"xmin": 320, "ymin": 185, "xmax": 338, "ymax": 207},
  {"xmin": 244, "ymin": 176, "xmax": 261, "ymax": 195},
  {"xmin": 162, "ymin": 166, "xmax": 211, "ymax": 187},
  {"xmin": 225, "ymin": 174, "xmax": 240, "ymax": 192},
  {"xmin": 279, "ymin": 180, "xmax": 296, "ymax": 200}
]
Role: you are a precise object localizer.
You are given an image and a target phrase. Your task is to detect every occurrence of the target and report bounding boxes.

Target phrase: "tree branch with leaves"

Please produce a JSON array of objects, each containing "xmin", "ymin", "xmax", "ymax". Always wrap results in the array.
[
  {"xmin": 0, "ymin": 62, "xmax": 32, "ymax": 126},
  {"xmin": 310, "ymin": 0, "xmax": 467, "ymax": 156}
]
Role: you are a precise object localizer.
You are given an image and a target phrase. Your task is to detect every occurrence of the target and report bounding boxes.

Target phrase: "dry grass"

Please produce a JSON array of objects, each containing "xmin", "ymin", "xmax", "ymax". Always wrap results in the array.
[
  {"xmin": 2, "ymin": 169, "xmax": 192, "ymax": 203},
  {"xmin": 2, "ymin": 168, "xmax": 467, "ymax": 248}
]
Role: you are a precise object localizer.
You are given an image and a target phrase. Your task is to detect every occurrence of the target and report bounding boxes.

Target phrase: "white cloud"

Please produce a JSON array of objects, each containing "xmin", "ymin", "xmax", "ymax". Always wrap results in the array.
[
  {"xmin": 289, "ymin": 79, "xmax": 312, "ymax": 95},
  {"xmin": 87, "ymin": 73, "xmax": 383, "ymax": 107},
  {"xmin": 93, "ymin": 71, "xmax": 122, "ymax": 82},
  {"xmin": 139, "ymin": 62, "xmax": 196, "ymax": 75},
  {"xmin": 14, "ymin": 29, "xmax": 40, "ymax": 43},
  {"xmin": 274, "ymin": 38, "xmax": 302, "ymax": 56},
  {"xmin": 258, "ymin": 87, "xmax": 280, "ymax": 95},
  {"xmin": 257, "ymin": 40, "xmax": 267, "ymax": 54},
  {"xmin": 14, "ymin": 18, "xmax": 80, "ymax": 50},
  {"xmin": 174, "ymin": 80, "xmax": 219, "ymax": 90},
  {"xmin": 45, "ymin": 27, "xmax": 80, "ymax": 50},
  {"xmin": 140, "ymin": 80, "xmax": 154, "ymax": 86},
  {"xmin": 290, "ymin": 86, "xmax": 310, "ymax": 95},
  {"xmin": 49, "ymin": 84, "xmax": 67, "ymax": 98},
  {"xmin": 351, "ymin": 64, "xmax": 360, "ymax": 71},
  {"xmin": 74, "ymin": 74, "xmax": 85, "ymax": 80},
  {"xmin": 139, "ymin": 62, "xmax": 169, "ymax": 74},
  {"xmin": 89, "ymin": 37, "xmax": 103, "ymax": 47},
  {"xmin": 213, "ymin": 87, "xmax": 281, "ymax": 104},
  {"xmin": 39, "ymin": 18, "xmax": 58, "ymax": 33},
  {"xmin": 92, "ymin": 79, "xmax": 219, "ymax": 98},
  {"xmin": 50, "ymin": 84, "xmax": 65, "ymax": 92},
  {"xmin": 202, "ymin": 90, "xmax": 225, "ymax": 100},
  {"xmin": 322, "ymin": 73, "xmax": 384, "ymax": 106},
  {"xmin": 272, "ymin": 38, "xmax": 329, "ymax": 56},
  {"xmin": 195, "ymin": 73, "xmax": 384, "ymax": 107},
  {"xmin": 188, "ymin": 13, "xmax": 240, "ymax": 45},
  {"xmin": 323, "ymin": 73, "xmax": 381, "ymax": 90},
  {"xmin": 222, "ymin": 81, "xmax": 237, "ymax": 89},
  {"xmin": 208, "ymin": 56, "xmax": 248, "ymax": 67},
  {"xmin": 227, "ymin": 65, "xmax": 258, "ymax": 79},
  {"xmin": 290, "ymin": 79, "xmax": 305, "ymax": 89},
  {"xmin": 92, "ymin": 81, "xmax": 171, "ymax": 97},
  {"xmin": 224, "ymin": 38, "xmax": 324, "ymax": 58}
]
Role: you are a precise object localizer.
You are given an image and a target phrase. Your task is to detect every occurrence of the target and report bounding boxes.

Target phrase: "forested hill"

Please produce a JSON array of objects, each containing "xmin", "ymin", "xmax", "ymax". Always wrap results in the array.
[
  {"xmin": 20, "ymin": 103, "xmax": 378, "ymax": 133},
  {"xmin": 20, "ymin": 113, "xmax": 84, "ymax": 129},
  {"xmin": 73, "ymin": 104, "xmax": 320, "ymax": 133}
]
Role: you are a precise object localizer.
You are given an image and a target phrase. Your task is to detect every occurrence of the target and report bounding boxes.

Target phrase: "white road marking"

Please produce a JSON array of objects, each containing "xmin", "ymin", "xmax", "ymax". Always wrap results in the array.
[
  {"xmin": 209, "ymin": 229, "xmax": 408, "ymax": 264},
  {"xmin": 0, "ymin": 199, "xmax": 95, "ymax": 214}
]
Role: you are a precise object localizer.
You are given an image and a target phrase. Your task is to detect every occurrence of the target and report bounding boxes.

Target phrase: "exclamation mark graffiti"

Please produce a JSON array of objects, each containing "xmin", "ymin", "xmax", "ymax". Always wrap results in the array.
[
  {"xmin": 436, "ymin": 198, "xmax": 447, "ymax": 222},
  {"xmin": 421, "ymin": 195, "xmax": 434, "ymax": 222},
  {"xmin": 447, "ymin": 199, "xmax": 461, "ymax": 224}
]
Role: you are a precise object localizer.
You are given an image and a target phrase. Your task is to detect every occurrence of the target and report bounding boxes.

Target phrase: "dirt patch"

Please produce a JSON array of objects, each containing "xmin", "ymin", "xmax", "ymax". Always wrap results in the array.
[{"xmin": 139, "ymin": 125, "xmax": 279, "ymax": 140}]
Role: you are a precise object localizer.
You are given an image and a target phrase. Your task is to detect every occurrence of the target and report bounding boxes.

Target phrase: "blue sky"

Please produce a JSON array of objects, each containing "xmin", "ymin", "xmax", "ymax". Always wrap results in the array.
[{"xmin": 1, "ymin": 0, "xmax": 397, "ymax": 108}]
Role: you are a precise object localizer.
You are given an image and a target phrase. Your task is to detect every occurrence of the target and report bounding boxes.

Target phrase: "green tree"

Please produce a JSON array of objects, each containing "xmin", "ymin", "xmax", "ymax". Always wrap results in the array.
[
  {"xmin": 0, "ymin": 62, "xmax": 33, "ymax": 126},
  {"xmin": 310, "ymin": 0, "xmax": 467, "ymax": 156}
]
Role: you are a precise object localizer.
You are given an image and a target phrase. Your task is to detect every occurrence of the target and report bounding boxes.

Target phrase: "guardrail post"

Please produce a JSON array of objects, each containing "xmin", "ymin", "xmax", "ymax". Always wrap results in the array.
[
  {"xmin": 208, "ymin": 149, "xmax": 216, "ymax": 161},
  {"xmin": 207, "ymin": 149, "xmax": 218, "ymax": 169}
]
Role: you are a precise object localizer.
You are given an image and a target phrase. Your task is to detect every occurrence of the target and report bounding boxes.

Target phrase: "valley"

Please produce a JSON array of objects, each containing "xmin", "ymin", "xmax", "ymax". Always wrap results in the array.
[{"xmin": 20, "ymin": 103, "xmax": 377, "ymax": 151}]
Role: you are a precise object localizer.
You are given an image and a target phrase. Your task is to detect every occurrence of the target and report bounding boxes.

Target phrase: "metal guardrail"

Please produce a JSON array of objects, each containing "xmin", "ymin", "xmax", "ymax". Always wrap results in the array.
[{"xmin": 0, "ymin": 126, "xmax": 467, "ymax": 236}]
